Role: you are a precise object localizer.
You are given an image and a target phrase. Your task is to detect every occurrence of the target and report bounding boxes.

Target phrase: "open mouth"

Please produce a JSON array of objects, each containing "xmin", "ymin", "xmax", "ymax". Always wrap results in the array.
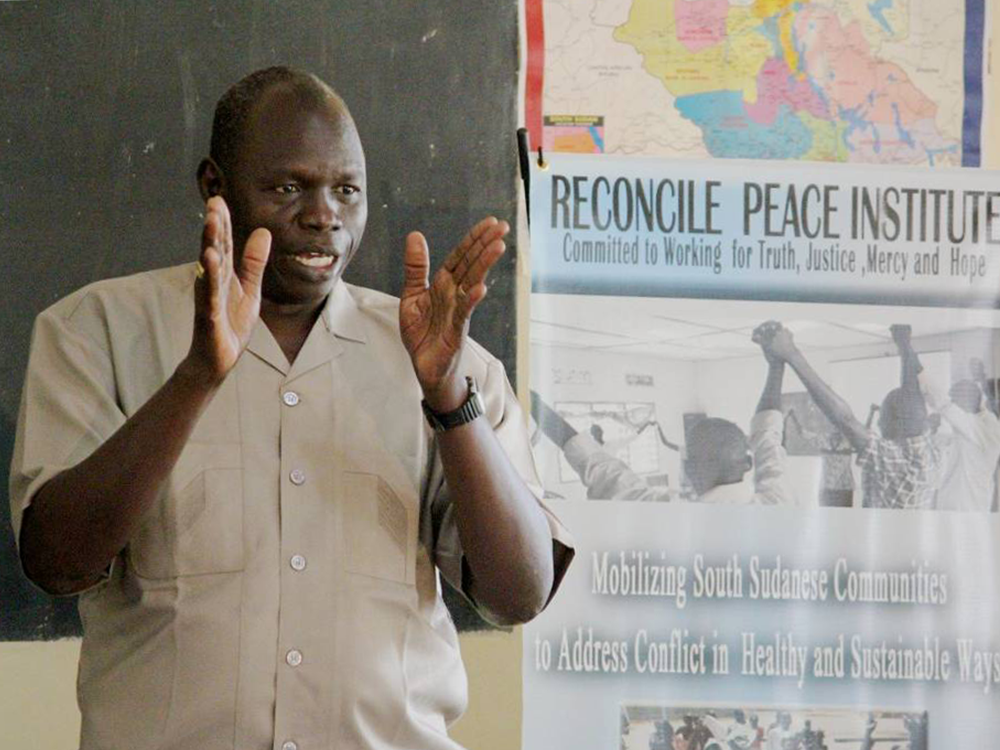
[{"xmin": 290, "ymin": 252, "xmax": 335, "ymax": 269}]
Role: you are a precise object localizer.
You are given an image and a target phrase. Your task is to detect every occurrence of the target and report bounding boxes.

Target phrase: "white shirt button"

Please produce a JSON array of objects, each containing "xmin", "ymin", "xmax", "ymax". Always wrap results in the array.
[
  {"xmin": 286, "ymin": 649, "xmax": 303, "ymax": 667},
  {"xmin": 282, "ymin": 391, "xmax": 300, "ymax": 407},
  {"xmin": 289, "ymin": 469, "xmax": 306, "ymax": 486},
  {"xmin": 290, "ymin": 554, "xmax": 307, "ymax": 572},
  {"xmin": 281, "ymin": 742, "xmax": 298, "ymax": 750}
]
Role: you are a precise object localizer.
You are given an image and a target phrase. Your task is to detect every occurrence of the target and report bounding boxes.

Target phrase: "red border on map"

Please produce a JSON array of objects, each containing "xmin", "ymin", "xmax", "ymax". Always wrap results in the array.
[{"xmin": 524, "ymin": 0, "xmax": 545, "ymax": 149}]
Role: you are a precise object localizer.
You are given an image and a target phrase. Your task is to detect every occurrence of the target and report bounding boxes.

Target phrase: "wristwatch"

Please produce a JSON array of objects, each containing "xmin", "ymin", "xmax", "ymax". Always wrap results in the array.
[{"xmin": 422, "ymin": 376, "xmax": 484, "ymax": 432}]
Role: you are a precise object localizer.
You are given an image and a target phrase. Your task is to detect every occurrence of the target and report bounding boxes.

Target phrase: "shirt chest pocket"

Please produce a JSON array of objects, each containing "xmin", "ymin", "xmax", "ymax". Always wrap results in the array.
[
  {"xmin": 341, "ymin": 471, "xmax": 417, "ymax": 586},
  {"xmin": 130, "ymin": 442, "xmax": 244, "ymax": 579}
]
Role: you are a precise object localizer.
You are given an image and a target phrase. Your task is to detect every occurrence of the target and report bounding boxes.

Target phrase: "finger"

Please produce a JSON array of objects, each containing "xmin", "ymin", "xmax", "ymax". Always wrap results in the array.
[
  {"xmin": 202, "ymin": 200, "xmax": 223, "ymax": 254},
  {"xmin": 201, "ymin": 245, "xmax": 223, "ymax": 319},
  {"xmin": 452, "ymin": 220, "xmax": 509, "ymax": 286},
  {"xmin": 239, "ymin": 228, "xmax": 271, "ymax": 297},
  {"xmin": 457, "ymin": 235, "xmax": 506, "ymax": 292},
  {"xmin": 442, "ymin": 216, "xmax": 501, "ymax": 274},
  {"xmin": 212, "ymin": 196, "xmax": 233, "ymax": 261},
  {"xmin": 402, "ymin": 231, "xmax": 431, "ymax": 295},
  {"xmin": 453, "ymin": 281, "xmax": 488, "ymax": 333}
]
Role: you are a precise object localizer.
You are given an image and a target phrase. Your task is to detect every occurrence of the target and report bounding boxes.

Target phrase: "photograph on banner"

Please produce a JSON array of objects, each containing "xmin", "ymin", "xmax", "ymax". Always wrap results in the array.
[
  {"xmin": 530, "ymin": 296, "xmax": 1000, "ymax": 512},
  {"xmin": 620, "ymin": 704, "xmax": 928, "ymax": 750}
]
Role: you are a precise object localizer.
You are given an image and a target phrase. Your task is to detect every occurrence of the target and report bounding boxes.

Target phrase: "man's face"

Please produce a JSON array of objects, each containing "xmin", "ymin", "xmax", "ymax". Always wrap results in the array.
[
  {"xmin": 672, "ymin": 734, "xmax": 690, "ymax": 750},
  {"xmin": 950, "ymin": 380, "xmax": 983, "ymax": 414},
  {"xmin": 225, "ymin": 88, "xmax": 367, "ymax": 307}
]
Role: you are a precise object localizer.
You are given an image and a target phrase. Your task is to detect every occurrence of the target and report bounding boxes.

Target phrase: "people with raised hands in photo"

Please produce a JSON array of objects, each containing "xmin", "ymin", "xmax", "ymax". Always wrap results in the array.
[
  {"xmin": 758, "ymin": 322, "xmax": 940, "ymax": 509},
  {"xmin": 530, "ymin": 320, "xmax": 793, "ymax": 504}
]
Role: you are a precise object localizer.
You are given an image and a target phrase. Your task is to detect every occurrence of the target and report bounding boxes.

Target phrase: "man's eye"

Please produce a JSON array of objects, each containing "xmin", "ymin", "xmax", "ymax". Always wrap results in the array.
[
  {"xmin": 337, "ymin": 185, "xmax": 361, "ymax": 196},
  {"xmin": 275, "ymin": 184, "xmax": 300, "ymax": 195}
]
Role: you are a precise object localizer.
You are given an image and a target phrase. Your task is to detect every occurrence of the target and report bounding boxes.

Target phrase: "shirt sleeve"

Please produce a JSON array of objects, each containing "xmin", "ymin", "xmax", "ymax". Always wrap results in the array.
[
  {"xmin": 9, "ymin": 295, "xmax": 126, "ymax": 591},
  {"xmin": 937, "ymin": 403, "xmax": 986, "ymax": 446},
  {"xmin": 749, "ymin": 409, "xmax": 792, "ymax": 505},
  {"xmin": 563, "ymin": 433, "xmax": 673, "ymax": 502},
  {"xmin": 425, "ymin": 354, "xmax": 575, "ymax": 619}
]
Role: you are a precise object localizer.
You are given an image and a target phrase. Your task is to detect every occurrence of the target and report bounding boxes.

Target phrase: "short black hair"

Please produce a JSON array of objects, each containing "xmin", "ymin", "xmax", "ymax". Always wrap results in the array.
[
  {"xmin": 879, "ymin": 387, "xmax": 928, "ymax": 440},
  {"xmin": 686, "ymin": 417, "xmax": 747, "ymax": 466},
  {"xmin": 210, "ymin": 66, "xmax": 344, "ymax": 173}
]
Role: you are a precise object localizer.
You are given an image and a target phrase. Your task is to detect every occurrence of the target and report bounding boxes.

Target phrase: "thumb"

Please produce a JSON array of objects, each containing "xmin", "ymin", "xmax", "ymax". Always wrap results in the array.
[
  {"xmin": 402, "ymin": 231, "xmax": 430, "ymax": 295},
  {"xmin": 239, "ymin": 228, "xmax": 272, "ymax": 295}
]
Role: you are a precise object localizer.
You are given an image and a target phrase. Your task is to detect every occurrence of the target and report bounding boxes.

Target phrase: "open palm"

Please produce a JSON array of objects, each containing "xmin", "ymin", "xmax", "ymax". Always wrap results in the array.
[
  {"xmin": 399, "ymin": 217, "xmax": 508, "ymax": 397},
  {"xmin": 190, "ymin": 196, "xmax": 271, "ymax": 381}
]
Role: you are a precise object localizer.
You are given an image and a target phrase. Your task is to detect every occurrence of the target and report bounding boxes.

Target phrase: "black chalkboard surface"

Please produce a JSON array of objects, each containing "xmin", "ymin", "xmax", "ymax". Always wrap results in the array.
[{"xmin": 0, "ymin": 1, "xmax": 520, "ymax": 639}]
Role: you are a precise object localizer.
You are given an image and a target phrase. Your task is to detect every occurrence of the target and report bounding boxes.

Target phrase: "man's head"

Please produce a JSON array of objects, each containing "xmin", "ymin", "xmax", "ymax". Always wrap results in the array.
[
  {"xmin": 198, "ymin": 66, "xmax": 367, "ymax": 307},
  {"xmin": 684, "ymin": 418, "xmax": 751, "ymax": 496},
  {"xmin": 949, "ymin": 379, "xmax": 983, "ymax": 414},
  {"xmin": 878, "ymin": 387, "xmax": 928, "ymax": 440}
]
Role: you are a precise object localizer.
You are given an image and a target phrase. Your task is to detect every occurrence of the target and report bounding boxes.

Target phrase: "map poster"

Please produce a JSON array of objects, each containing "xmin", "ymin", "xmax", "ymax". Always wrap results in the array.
[
  {"xmin": 524, "ymin": 153, "xmax": 1000, "ymax": 748},
  {"xmin": 524, "ymin": 0, "xmax": 987, "ymax": 166}
]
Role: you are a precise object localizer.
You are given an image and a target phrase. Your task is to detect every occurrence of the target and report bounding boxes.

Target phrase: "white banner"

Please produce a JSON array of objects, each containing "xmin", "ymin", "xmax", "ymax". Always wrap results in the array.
[{"xmin": 525, "ymin": 153, "xmax": 1000, "ymax": 750}]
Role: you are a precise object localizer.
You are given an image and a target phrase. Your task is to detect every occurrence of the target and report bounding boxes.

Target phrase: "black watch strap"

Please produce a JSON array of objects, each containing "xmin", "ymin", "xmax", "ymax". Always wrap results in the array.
[{"xmin": 422, "ymin": 377, "xmax": 484, "ymax": 432}]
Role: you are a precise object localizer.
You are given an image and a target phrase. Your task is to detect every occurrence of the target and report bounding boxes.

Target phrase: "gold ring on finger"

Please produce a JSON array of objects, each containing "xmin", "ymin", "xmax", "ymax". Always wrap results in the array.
[{"xmin": 195, "ymin": 261, "xmax": 206, "ymax": 279}]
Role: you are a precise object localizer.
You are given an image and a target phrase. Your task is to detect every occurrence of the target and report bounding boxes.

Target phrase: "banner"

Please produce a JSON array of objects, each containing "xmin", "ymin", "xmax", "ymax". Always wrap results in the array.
[{"xmin": 525, "ymin": 153, "xmax": 1000, "ymax": 749}]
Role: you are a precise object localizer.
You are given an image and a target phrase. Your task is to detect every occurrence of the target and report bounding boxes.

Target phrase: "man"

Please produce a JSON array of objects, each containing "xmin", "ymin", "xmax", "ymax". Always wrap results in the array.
[
  {"xmin": 760, "ymin": 322, "xmax": 940, "ymax": 510},
  {"xmin": 920, "ymin": 360, "xmax": 1000, "ymax": 512},
  {"xmin": 529, "ymin": 321, "xmax": 792, "ymax": 504},
  {"xmin": 766, "ymin": 712, "xmax": 793, "ymax": 750},
  {"xmin": 10, "ymin": 67, "xmax": 573, "ymax": 750},
  {"xmin": 702, "ymin": 708, "xmax": 754, "ymax": 750},
  {"xmin": 529, "ymin": 391, "xmax": 676, "ymax": 502}
]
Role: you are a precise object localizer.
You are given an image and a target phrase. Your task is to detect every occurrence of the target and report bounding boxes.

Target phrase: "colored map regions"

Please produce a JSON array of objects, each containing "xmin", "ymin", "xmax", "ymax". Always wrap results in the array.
[
  {"xmin": 538, "ymin": 0, "xmax": 976, "ymax": 164},
  {"xmin": 613, "ymin": 0, "xmax": 962, "ymax": 165},
  {"xmin": 614, "ymin": 0, "xmax": 960, "ymax": 164}
]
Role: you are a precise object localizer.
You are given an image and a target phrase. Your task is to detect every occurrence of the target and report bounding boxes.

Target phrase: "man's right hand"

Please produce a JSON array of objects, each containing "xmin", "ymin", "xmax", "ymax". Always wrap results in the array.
[{"xmin": 186, "ymin": 196, "xmax": 271, "ymax": 384}]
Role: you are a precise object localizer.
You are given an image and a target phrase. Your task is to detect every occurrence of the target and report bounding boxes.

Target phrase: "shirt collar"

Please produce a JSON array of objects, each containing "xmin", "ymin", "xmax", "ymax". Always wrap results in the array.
[
  {"xmin": 321, "ymin": 280, "xmax": 369, "ymax": 344},
  {"xmin": 244, "ymin": 281, "xmax": 369, "ymax": 379}
]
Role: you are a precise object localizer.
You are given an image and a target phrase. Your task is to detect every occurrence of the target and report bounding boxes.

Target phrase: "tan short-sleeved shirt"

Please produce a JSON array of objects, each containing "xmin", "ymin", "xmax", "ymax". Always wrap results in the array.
[{"xmin": 10, "ymin": 264, "xmax": 574, "ymax": 750}]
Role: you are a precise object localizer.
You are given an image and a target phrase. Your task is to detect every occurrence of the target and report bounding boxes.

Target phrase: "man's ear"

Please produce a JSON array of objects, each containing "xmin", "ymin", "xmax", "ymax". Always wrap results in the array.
[{"xmin": 197, "ymin": 157, "xmax": 226, "ymax": 201}]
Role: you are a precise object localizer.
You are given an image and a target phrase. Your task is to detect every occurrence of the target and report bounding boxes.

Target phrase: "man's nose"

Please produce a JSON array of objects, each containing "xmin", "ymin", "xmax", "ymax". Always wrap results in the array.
[{"xmin": 300, "ymin": 190, "xmax": 342, "ymax": 231}]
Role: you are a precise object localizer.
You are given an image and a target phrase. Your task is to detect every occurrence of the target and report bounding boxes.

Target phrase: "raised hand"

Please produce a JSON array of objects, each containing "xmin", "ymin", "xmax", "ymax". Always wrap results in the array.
[
  {"xmin": 188, "ymin": 196, "xmax": 271, "ymax": 384},
  {"xmin": 753, "ymin": 321, "xmax": 798, "ymax": 363},
  {"xmin": 399, "ymin": 217, "xmax": 509, "ymax": 406},
  {"xmin": 752, "ymin": 320, "xmax": 783, "ymax": 365}
]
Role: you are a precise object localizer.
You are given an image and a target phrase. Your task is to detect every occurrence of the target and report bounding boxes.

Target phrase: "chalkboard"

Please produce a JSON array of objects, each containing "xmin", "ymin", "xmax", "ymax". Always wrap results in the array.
[{"xmin": 0, "ymin": 1, "xmax": 520, "ymax": 640}]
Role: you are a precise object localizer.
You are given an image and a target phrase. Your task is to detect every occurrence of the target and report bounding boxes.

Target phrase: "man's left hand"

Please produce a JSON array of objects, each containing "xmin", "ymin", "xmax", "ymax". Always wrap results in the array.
[{"xmin": 399, "ymin": 217, "xmax": 509, "ymax": 410}]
